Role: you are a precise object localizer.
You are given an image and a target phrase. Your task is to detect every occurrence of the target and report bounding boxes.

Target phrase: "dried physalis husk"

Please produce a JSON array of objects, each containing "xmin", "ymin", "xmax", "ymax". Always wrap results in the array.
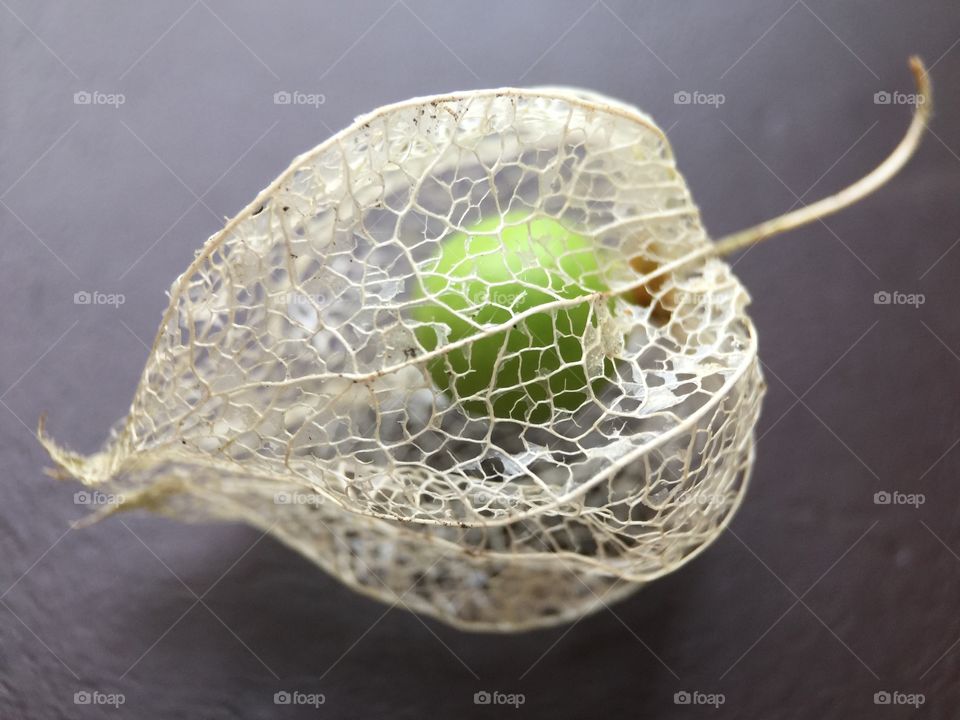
[{"xmin": 40, "ymin": 60, "xmax": 930, "ymax": 630}]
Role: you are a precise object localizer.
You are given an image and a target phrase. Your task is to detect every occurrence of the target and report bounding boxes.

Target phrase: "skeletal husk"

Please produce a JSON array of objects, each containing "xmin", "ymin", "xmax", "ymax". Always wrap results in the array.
[{"xmin": 47, "ymin": 81, "xmax": 871, "ymax": 632}]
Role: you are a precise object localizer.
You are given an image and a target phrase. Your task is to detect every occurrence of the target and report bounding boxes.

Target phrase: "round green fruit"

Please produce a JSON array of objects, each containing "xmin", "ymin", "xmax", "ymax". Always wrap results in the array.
[{"xmin": 413, "ymin": 213, "xmax": 611, "ymax": 422}]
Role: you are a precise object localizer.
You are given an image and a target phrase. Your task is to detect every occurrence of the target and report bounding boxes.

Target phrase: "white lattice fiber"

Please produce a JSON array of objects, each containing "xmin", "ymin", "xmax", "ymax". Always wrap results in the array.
[{"xmin": 43, "ymin": 88, "xmax": 765, "ymax": 631}]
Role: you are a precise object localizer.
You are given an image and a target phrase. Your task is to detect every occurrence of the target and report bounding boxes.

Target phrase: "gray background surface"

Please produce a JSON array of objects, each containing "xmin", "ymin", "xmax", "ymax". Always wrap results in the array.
[{"xmin": 1, "ymin": 1, "xmax": 958, "ymax": 718}]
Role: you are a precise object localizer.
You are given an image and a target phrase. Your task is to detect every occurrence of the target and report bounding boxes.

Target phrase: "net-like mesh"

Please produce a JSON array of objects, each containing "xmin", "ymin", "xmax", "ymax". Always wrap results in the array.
[{"xmin": 42, "ymin": 89, "xmax": 765, "ymax": 631}]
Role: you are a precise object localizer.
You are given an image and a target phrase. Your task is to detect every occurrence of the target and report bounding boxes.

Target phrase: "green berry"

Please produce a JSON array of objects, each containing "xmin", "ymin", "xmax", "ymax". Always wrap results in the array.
[{"xmin": 413, "ymin": 213, "xmax": 610, "ymax": 422}]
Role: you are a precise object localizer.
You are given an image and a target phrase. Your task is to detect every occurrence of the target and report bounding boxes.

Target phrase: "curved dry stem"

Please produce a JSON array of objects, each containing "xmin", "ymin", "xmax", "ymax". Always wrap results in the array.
[{"xmin": 712, "ymin": 56, "xmax": 931, "ymax": 256}]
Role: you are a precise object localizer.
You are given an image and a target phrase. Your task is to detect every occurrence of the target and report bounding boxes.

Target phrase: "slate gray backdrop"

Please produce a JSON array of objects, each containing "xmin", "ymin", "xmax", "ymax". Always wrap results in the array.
[{"xmin": 1, "ymin": 2, "xmax": 958, "ymax": 718}]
